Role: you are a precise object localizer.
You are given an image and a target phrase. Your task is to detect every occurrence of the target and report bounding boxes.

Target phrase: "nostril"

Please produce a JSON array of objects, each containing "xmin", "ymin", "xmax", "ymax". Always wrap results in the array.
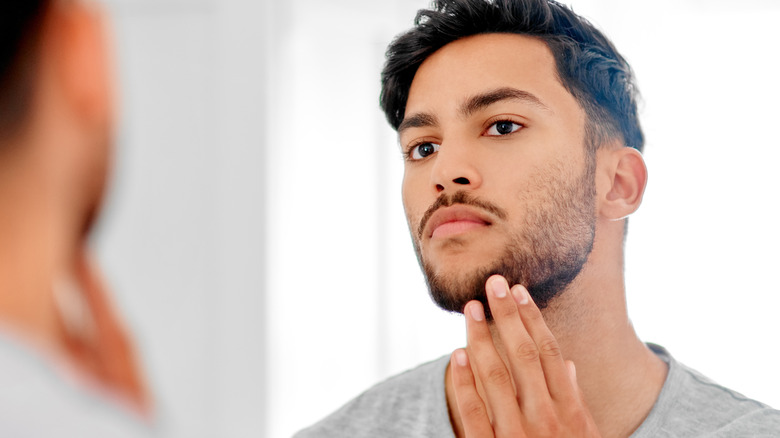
[
  {"xmin": 435, "ymin": 184, "xmax": 445, "ymax": 192},
  {"xmin": 453, "ymin": 177, "xmax": 470, "ymax": 185}
]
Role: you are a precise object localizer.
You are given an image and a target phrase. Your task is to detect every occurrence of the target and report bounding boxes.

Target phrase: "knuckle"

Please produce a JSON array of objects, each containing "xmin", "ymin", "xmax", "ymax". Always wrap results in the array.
[
  {"xmin": 461, "ymin": 399, "xmax": 487, "ymax": 419},
  {"xmin": 484, "ymin": 364, "xmax": 513, "ymax": 386},
  {"xmin": 489, "ymin": 301, "xmax": 516, "ymax": 321},
  {"xmin": 524, "ymin": 305, "xmax": 545, "ymax": 321},
  {"xmin": 514, "ymin": 341, "xmax": 540, "ymax": 362},
  {"xmin": 525, "ymin": 310, "xmax": 549, "ymax": 329},
  {"xmin": 538, "ymin": 337, "xmax": 561, "ymax": 358}
]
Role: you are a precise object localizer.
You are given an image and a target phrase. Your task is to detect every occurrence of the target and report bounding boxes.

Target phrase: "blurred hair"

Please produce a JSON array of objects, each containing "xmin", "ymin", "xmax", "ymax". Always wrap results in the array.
[
  {"xmin": 1, "ymin": 1, "xmax": 50, "ymax": 142},
  {"xmin": 380, "ymin": 0, "xmax": 644, "ymax": 152}
]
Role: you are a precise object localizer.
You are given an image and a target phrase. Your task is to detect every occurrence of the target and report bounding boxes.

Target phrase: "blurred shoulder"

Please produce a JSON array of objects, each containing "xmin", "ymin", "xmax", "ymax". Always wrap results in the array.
[{"xmin": 0, "ymin": 331, "xmax": 156, "ymax": 438}]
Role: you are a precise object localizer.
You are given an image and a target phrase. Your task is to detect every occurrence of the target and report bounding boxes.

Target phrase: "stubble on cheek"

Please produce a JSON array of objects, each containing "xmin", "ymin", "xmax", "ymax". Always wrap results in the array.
[
  {"xmin": 410, "ymin": 157, "xmax": 597, "ymax": 318},
  {"xmin": 406, "ymin": 211, "xmax": 425, "ymax": 268}
]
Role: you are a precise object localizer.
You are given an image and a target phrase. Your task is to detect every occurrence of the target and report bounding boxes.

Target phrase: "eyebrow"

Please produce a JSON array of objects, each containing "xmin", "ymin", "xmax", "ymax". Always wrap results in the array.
[
  {"xmin": 398, "ymin": 112, "xmax": 439, "ymax": 134},
  {"xmin": 398, "ymin": 87, "xmax": 551, "ymax": 134},
  {"xmin": 461, "ymin": 87, "xmax": 551, "ymax": 117}
]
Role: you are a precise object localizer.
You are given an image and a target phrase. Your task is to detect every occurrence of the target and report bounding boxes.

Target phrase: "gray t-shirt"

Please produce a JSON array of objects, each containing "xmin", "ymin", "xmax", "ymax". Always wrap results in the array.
[
  {"xmin": 296, "ymin": 345, "xmax": 780, "ymax": 437},
  {"xmin": 0, "ymin": 331, "xmax": 156, "ymax": 438}
]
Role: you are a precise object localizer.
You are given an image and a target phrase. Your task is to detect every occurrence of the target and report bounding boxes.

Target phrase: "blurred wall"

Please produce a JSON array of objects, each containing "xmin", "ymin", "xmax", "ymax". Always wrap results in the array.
[
  {"xmin": 95, "ymin": 1, "xmax": 780, "ymax": 437},
  {"xmin": 97, "ymin": 0, "xmax": 269, "ymax": 436}
]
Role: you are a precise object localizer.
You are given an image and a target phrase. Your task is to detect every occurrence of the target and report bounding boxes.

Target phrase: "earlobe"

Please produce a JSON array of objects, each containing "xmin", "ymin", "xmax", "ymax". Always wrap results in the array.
[{"xmin": 599, "ymin": 147, "xmax": 648, "ymax": 220}]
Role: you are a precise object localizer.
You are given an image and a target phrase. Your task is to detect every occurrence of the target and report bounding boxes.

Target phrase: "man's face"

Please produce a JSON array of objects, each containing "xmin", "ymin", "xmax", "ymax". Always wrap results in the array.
[{"xmin": 399, "ymin": 33, "xmax": 597, "ymax": 316}]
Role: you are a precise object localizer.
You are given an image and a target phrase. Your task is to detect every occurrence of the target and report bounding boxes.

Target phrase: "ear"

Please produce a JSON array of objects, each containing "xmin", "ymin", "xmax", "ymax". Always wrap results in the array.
[
  {"xmin": 44, "ymin": 2, "xmax": 114, "ymax": 128},
  {"xmin": 596, "ymin": 145, "xmax": 648, "ymax": 220}
]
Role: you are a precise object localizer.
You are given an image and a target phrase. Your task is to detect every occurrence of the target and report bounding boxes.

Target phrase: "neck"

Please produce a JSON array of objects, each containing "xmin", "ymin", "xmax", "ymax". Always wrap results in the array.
[
  {"xmin": 541, "ymin": 273, "xmax": 667, "ymax": 438},
  {"xmin": 446, "ymin": 223, "xmax": 667, "ymax": 438}
]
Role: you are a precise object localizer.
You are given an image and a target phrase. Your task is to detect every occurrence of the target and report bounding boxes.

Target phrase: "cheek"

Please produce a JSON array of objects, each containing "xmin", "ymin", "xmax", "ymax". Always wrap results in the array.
[
  {"xmin": 401, "ymin": 180, "xmax": 419, "ymax": 228},
  {"xmin": 504, "ymin": 168, "xmax": 558, "ymax": 223},
  {"xmin": 401, "ymin": 167, "xmax": 425, "ymax": 205},
  {"xmin": 401, "ymin": 171, "xmax": 433, "ymax": 236}
]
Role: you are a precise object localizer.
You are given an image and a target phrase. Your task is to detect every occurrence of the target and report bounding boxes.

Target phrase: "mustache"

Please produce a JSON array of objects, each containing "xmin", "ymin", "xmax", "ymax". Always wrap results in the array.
[{"xmin": 417, "ymin": 191, "xmax": 508, "ymax": 240}]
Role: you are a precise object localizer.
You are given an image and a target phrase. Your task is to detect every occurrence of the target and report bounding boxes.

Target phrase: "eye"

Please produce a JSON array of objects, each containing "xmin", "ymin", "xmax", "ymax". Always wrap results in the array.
[
  {"xmin": 409, "ymin": 142, "xmax": 440, "ymax": 160},
  {"xmin": 485, "ymin": 120, "xmax": 522, "ymax": 136}
]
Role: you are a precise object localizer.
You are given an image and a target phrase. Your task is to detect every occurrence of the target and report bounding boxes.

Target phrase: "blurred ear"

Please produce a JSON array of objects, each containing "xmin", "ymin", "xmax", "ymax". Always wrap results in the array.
[
  {"xmin": 44, "ymin": 1, "xmax": 113, "ymax": 128},
  {"xmin": 596, "ymin": 145, "xmax": 648, "ymax": 220},
  {"xmin": 35, "ymin": 2, "xmax": 113, "ymax": 237}
]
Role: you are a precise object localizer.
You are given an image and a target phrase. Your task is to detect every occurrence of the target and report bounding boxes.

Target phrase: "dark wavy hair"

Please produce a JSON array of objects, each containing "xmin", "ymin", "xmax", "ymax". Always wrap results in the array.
[
  {"xmin": 1, "ymin": 0, "xmax": 50, "ymax": 141},
  {"xmin": 380, "ymin": 0, "xmax": 644, "ymax": 152}
]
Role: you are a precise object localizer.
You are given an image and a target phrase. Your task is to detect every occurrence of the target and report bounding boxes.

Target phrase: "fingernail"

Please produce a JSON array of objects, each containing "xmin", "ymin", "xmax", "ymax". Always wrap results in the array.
[
  {"xmin": 512, "ymin": 285, "xmax": 529, "ymax": 305},
  {"xmin": 490, "ymin": 277, "xmax": 507, "ymax": 298},
  {"xmin": 455, "ymin": 349, "xmax": 468, "ymax": 367},
  {"xmin": 566, "ymin": 361, "xmax": 578, "ymax": 386},
  {"xmin": 468, "ymin": 302, "xmax": 485, "ymax": 321}
]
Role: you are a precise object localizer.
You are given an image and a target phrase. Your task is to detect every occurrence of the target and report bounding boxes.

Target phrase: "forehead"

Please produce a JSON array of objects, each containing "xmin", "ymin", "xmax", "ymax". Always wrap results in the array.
[{"xmin": 405, "ymin": 33, "xmax": 580, "ymax": 121}]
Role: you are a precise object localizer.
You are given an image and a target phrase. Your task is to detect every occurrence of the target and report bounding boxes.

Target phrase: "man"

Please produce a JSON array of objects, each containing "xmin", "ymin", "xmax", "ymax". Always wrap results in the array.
[
  {"xmin": 297, "ymin": 0, "xmax": 780, "ymax": 437},
  {"xmin": 0, "ymin": 1, "xmax": 153, "ymax": 435}
]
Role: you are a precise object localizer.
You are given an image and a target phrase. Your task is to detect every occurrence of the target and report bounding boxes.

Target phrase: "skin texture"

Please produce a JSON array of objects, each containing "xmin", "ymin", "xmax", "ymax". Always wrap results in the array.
[
  {"xmin": 399, "ymin": 34, "xmax": 666, "ymax": 437},
  {"xmin": 401, "ymin": 34, "xmax": 595, "ymax": 314},
  {"xmin": 0, "ymin": 1, "xmax": 150, "ymax": 417}
]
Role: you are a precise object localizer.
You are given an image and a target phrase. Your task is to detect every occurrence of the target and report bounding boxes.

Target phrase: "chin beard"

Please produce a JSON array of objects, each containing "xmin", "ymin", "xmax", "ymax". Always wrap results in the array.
[{"xmin": 421, "ymin": 231, "xmax": 594, "ymax": 321}]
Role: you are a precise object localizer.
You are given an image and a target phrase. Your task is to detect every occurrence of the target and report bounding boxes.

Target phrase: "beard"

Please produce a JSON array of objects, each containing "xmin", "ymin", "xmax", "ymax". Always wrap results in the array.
[{"xmin": 411, "ymin": 157, "xmax": 597, "ymax": 320}]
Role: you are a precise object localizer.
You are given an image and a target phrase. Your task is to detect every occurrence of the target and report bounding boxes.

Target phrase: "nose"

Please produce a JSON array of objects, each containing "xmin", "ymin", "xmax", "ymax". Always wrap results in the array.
[{"xmin": 430, "ymin": 142, "xmax": 482, "ymax": 193}]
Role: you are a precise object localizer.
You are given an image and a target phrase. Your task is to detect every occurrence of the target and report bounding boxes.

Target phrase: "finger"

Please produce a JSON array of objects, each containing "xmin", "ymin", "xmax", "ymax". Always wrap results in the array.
[
  {"xmin": 567, "ymin": 361, "xmax": 577, "ymax": 386},
  {"xmin": 511, "ymin": 284, "xmax": 576, "ymax": 404},
  {"xmin": 450, "ymin": 349, "xmax": 496, "ymax": 438},
  {"xmin": 75, "ymin": 249, "xmax": 151, "ymax": 414},
  {"xmin": 566, "ymin": 360, "xmax": 588, "ymax": 405},
  {"xmin": 484, "ymin": 276, "xmax": 548, "ymax": 407},
  {"xmin": 464, "ymin": 300, "xmax": 524, "ymax": 435}
]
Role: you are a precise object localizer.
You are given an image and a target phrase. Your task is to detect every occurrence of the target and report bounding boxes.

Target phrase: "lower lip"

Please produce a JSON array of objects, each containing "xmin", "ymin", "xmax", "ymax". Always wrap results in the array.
[{"xmin": 431, "ymin": 221, "xmax": 488, "ymax": 239}]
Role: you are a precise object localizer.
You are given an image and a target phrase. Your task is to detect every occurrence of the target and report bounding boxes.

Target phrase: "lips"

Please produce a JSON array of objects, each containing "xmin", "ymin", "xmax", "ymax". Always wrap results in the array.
[{"xmin": 425, "ymin": 205, "xmax": 492, "ymax": 239}]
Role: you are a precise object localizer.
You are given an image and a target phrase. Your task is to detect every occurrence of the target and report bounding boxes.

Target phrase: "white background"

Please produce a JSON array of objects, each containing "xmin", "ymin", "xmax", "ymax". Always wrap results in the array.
[{"xmin": 96, "ymin": 0, "xmax": 780, "ymax": 437}]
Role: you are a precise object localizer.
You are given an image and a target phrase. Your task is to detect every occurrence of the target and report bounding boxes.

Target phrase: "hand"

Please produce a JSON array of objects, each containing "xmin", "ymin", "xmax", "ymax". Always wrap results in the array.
[
  {"xmin": 55, "ymin": 247, "xmax": 152, "ymax": 416},
  {"xmin": 449, "ymin": 275, "xmax": 600, "ymax": 437}
]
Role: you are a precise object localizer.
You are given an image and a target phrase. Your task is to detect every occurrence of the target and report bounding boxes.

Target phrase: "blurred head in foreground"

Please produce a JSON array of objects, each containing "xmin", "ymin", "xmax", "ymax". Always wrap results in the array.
[{"xmin": 0, "ymin": 0, "xmax": 150, "ymax": 420}]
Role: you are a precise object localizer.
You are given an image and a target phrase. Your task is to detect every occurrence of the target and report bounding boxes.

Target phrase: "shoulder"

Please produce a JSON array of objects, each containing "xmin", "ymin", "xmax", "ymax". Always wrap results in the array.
[
  {"xmin": 0, "ymin": 332, "xmax": 156, "ymax": 438},
  {"xmin": 633, "ymin": 344, "xmax": 780, "ymax": 437},
  {"xmin": 712, "ymin": 408, "xmax": 780, "ymax": 437},
  {"xmin": 295, "ymin": 355, "xmax": 454, "ymax": 438}
]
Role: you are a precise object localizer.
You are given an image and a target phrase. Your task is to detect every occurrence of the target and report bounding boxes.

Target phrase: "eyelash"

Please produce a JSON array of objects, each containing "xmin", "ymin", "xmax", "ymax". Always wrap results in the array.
[
  {"xmin": 402, "ymin": 117, "xmax": 524, "ymax": 161},
  {"xmin": 482, "ymin": 117, "xmax": 524, "ymax": 137},
  {"xmin": 404, "ymin": 140, "xmax": 439, "ymax": 161}
]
